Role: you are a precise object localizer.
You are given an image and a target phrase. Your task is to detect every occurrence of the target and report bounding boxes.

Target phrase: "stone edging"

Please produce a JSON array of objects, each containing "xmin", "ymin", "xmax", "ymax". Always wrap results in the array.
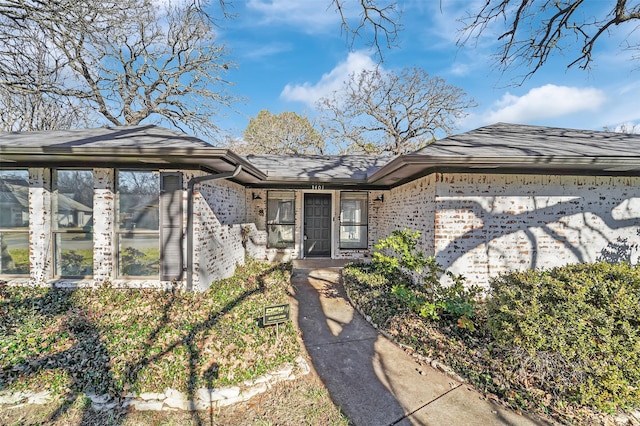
[
  {"xmin": 343, "ymin": 281, "xmax": 640, "ymax": 426},
  {"xmin": 343, "ymin": 284, "xmax": 466, "ymax": 384},
  {"xmin": 0, "ymin": 356, "xmax": 310, "ymax": 412}
]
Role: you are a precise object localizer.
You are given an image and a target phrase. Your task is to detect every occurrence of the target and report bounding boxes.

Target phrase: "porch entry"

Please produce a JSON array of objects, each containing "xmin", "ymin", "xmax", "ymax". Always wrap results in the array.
[{"xmin": 304, "ymin": 193, "xmax": 331, "ymax": 257}]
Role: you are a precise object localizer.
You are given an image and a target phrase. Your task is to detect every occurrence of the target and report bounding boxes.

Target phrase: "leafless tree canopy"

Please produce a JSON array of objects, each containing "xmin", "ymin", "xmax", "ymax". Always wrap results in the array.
[
  {"xmin": 331, "ymin": 0, "xmax": 401, "ymax": 58},
  {"xmin": 328, "ymin": 1, "xmax": 640, "ymax": 81},
  {"xmin": 0, "ymin": 22, "xmax": 89, "ymax": 131},
  {"xmin": 233, "ymin": 110, "xmax": 325, "ymax": 155},
  {"xmin": 317, "ymin": 67, "xmax": 476, "ymax": 155},
  {"xmin": 459, "ymin": 0, "xmax": 640, "ymax": 82},
  {"xmin": 0, "ymin": 0, "xmax": 237, "ymax": 138}
]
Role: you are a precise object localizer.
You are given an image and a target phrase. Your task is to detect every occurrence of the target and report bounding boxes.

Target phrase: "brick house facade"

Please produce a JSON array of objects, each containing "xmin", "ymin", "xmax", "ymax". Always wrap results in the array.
[{"xmin": 2, "ymin": 123, "xmax": 640, "ymax": 290}]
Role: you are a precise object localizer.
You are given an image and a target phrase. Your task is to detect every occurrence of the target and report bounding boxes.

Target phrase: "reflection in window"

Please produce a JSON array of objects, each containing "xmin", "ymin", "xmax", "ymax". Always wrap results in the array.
[
  {"xmin": 267, "ymin": 191, "xmax": 295, "ymax": 248},
  {"xmin": 54, "ymin": 170, "xmax": 94, "ymax": 276},
  {"xmin": 117, "ymin": 171, "xmax": 160, "ymax": 277},
  {"xmin": 0, "ymin": 170, "xmax": 29, "ymax": 275},
  {"xmin": 340, "ymin": 192, "xmax": 368, "ymax": 249}
]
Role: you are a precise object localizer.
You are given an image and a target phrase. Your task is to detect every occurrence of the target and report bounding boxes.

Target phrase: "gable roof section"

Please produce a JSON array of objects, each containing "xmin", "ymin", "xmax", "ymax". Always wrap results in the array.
[
  {"xmin": 0, "ymin": 125, "xmax": 266, "ymax": 184},
  {"xmin": 3, "ymin": 123, "xmax": 640, "ymax": 189},
  {"xmin": 244, "ymin": 154, "xmax": 390, "ymax": 185},
  {"xmin": 0, "ymin": 125, "xmax": 213, "ymax": 149},
  {"xmin": 369, "ymin": 123, "xmax": 640, "ymax": 187}
]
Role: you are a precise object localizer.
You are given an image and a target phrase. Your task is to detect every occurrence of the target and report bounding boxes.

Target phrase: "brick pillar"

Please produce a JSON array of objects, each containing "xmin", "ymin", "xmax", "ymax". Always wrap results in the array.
[
  {"xmin": 93, "ymin": 168, "xmax": 115, "ymax": 284},
  {"xmin": 28, "ymin": 168, "xmax": 52, "ymax": 284}
]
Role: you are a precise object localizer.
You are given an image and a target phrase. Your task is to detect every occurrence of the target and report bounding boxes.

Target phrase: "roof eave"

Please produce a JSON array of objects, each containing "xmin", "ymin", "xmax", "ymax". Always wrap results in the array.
[
  {"xmin": 0, "ymin": 146, "xmax": 267, "ymax": 183},
  {"xmin": 368, "ymin": 155, "xmax": 640, "ymax": 186}
]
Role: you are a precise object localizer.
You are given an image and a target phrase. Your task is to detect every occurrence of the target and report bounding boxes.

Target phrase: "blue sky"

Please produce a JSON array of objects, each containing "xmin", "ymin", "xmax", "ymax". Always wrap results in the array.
[{"xmin": 206, "ymin": 1, "xmax": 640, "ymax": 142}]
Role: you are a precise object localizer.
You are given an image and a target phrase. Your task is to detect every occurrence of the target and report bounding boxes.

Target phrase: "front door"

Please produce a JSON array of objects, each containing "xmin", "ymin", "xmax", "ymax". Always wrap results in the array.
[{"xmin": 304, "ymin": 194, "xmax": 331, "ymax": 257}]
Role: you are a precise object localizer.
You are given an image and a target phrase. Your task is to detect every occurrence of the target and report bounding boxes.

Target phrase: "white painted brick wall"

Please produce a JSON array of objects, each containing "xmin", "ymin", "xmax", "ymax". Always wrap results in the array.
[
  {"xmin": 189, "ymin": 173, "xmax": 249, "ymax": 291},
  {"xmin": 16, "ymin": 167, "xmax": 640, "ymax": 292},
  {"xmin": 380, "ymin": 173, "xmax": 640, "ymax": 288},
  {"xmin": 379, "ymin": 175, "xmax": 436, "ymax": 256},
  {"xmin": 28, "ymin": 168, "xmax": 52, "ymax": 284},
  {"xmin": 433, "ymin": 173, "xmax": 640, "ymax": 287},
  {"xmin": 93, "ymin": 168, "xmax": 115, "ymax": 284}
]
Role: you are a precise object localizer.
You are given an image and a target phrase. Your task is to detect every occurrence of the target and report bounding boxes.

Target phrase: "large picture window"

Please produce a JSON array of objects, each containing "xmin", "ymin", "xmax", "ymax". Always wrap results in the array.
[
  {"xmin": 117, "ymin": 170, "xmax": 160, "ymax": 277},
  {"xmin": 53, "ymin": 170, "xmax": 94, "ymax": 277},
  {"xmin": 340, "ymin": 192, "xmax": 368, "ymax": 249},
  {"xmin": 0, "ymin": 170, "xmax": 30, "ymax": 275},
  {"xmin": 267, "ymin": 191, "xmax": 295, "ymax": 248}
]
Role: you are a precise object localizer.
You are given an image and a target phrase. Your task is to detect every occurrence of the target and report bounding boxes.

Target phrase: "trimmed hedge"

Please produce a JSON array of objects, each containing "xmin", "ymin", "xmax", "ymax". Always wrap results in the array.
[{"xmin": 487, "ymin": 262, "xmax": 640, "ymax": 412}]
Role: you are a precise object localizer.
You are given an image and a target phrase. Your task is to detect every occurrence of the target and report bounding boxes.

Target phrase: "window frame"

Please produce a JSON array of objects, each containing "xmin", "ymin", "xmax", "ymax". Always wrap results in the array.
[
  {"xmin": 116, "ymin": 169, "xmax": 161, "ymax": 279},
  {"xmin": 52, "ymin": 169, "xmax": 94, "ymax": 278},
  {"xmin": 266, "ymin": 191, "xmax": 296, "ymax": 249},
  {"xmin": 0, "ymin": 169, "xmax": 30, "ymax": 276},
  {"xmin": 339, "ymin": 191, "xmax": 369, "ymax": 250}
]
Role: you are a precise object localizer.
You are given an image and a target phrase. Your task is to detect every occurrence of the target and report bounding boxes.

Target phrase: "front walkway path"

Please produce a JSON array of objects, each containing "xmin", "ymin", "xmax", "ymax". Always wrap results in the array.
[{"xmin": 290, "ymin": 260, "xmax": 546, "ymax": 426}]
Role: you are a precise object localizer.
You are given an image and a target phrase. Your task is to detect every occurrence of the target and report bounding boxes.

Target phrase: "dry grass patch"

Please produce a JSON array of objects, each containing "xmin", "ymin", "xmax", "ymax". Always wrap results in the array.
[{"xmin": 1, "ymin": 260, "xmax": 300, "ymax": 404}]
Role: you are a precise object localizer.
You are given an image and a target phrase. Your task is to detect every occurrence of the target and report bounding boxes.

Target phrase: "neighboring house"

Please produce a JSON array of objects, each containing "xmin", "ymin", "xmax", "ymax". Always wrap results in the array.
[{"xmin": 1, "ymin": 123, "xmax": 640, "ymax": 290}]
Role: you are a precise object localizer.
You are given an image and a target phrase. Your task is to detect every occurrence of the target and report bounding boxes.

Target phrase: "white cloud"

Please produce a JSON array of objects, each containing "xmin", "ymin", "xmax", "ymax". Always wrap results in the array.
[
  {"xmin": 241, "ymin": 42, "xmax": 293, "ymax": 60},
  {"xmin": 449, "ymin": 62, "xmax": 471, "ymax": 77},
  {"xmin": 246, "ymin": 0, "xmax": 343, "ymax": 33},
  {"xmin": 280, "ymin": 51, "xmax": 378, "ymax": 106},
  {"xmin": 484, "ymin": 84, "xmax": 607, "ymax": 123}
]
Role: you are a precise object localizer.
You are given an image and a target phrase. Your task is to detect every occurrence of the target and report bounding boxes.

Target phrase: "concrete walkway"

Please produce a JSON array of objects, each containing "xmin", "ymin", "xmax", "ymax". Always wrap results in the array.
[{"xmin": 290, "ymin": 260, "xmax": 546, "ymax": 426}]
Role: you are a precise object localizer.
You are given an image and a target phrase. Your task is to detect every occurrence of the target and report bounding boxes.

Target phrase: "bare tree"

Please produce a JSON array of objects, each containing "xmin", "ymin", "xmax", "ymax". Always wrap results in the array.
[
  {"xmin": 233, "ymin": 110, "xmax": 325, "ymax": 155},
  {"xmin": 0, "ymin": 24, "xmax": 89, "ymax": 131},
  {"xmin": 459, "ymin": 1, "xmax": 640, "ymax": 83},
  {"xmin": 0, "ymin": 89, "xmax": 89, "ymax": 132},
  {"xmin": 0, "ymin": 0, "xmax": 237, "ymax": 138},
  {"xmin": 317, "ymin": 67, "xmax": 476, "ymax": 155},
  {"xmin": 330, "ymin": 0, "xmax": 401, "ymax": 58},
  {"xmin": 327, "ymin": 1, "xmax": 640, "ymax": 82}
]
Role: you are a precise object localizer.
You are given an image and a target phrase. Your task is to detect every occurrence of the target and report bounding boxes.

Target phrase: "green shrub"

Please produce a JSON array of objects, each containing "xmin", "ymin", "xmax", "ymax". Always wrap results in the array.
[
  {"xmin": 371, "ymin": 229, "xmax": 481, "ymax": 329},
  {"xmin": 487, "ymin": 262, "xmax": 640, "ymax": 412}
]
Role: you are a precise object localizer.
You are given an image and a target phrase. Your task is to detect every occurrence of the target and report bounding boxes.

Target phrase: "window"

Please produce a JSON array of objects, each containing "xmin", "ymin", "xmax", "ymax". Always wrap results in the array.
[
  {"xmin": 117, "ymin": 170, "xmax": 160, "ymax": 277},
  {"xmin": 53, "ymin": 170, "xmax": 94, "ymax": 277},
  {"xmin": 267, "ymin": 191, "xmax": 295, "ymax": 248},
  {"xmin": 340, "ymin": 192, "xmax": 368, "ymax": 249},
  {"xmin": 0, "ymin": 170, "xmax": 29, "ymax": 275}
]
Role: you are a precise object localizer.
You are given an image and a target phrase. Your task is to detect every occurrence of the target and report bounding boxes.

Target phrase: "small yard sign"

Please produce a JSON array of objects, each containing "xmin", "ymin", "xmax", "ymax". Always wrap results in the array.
[{"xmin": 263, "ymin": 303, "xmax": 290, "ymax": 326}]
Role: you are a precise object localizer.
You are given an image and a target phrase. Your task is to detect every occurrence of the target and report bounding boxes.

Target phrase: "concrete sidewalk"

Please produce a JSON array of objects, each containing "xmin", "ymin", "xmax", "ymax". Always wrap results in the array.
[{"xmin": 290, "ymin": 260, "xmax": 546, "ymax": 426}]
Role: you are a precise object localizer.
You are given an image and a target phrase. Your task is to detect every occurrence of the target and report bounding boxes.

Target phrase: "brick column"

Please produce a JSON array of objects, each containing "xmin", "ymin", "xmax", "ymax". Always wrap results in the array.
[
  {"xmin": 28, "ymin": 168, "xmax": 52, "ymax": 284},
  {"xmin": 93, "ymin": 168, "xmax": 115, "ymax": 284}
]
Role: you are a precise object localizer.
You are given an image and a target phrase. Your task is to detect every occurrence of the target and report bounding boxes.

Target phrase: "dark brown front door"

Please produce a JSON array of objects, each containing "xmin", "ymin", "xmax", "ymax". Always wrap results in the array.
[{"xmin": 304, "ymin": 194, "xmax": 331, "ymax": 257}]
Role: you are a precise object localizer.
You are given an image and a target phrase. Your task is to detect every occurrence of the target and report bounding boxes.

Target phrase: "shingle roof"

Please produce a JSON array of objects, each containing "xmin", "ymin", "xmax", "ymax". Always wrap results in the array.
[
  {"xmin": 0, "ymin": 124, "xmax": 213, "ymax": 149},
  {"xmin": 369, "ymin": 123, "xmax": 640, "ymax": 186},
  {"xmin": 3, "ymin": 123, "xmax": 640, "ymax": 189},
  {"xmin": 414, "ymin": 122, "xmax": 640, "ymax": 157},
  {"xmin": 244, "ymin": 154, "xmax": 391, "ymax": 182},
  {"xmin": 0, "ymin": 125, "xmax": 266, "ymax": 184}
]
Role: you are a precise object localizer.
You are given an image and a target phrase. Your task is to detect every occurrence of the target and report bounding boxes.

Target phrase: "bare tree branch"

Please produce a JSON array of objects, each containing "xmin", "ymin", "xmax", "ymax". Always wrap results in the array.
[
  {"xmin": 459, "ymin": 0, "xmax": 640, "ymax": 84},
  {"xmin": 331, "ymin": 0, "xmax": 401, "ymax": 59},
  {"xmin": 317, "ymin": 67, "xmax": 476, "ymax": 155},
  {"xmin": 0, "ymin": 0, "xmax": 238, "ymax": 138}
]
